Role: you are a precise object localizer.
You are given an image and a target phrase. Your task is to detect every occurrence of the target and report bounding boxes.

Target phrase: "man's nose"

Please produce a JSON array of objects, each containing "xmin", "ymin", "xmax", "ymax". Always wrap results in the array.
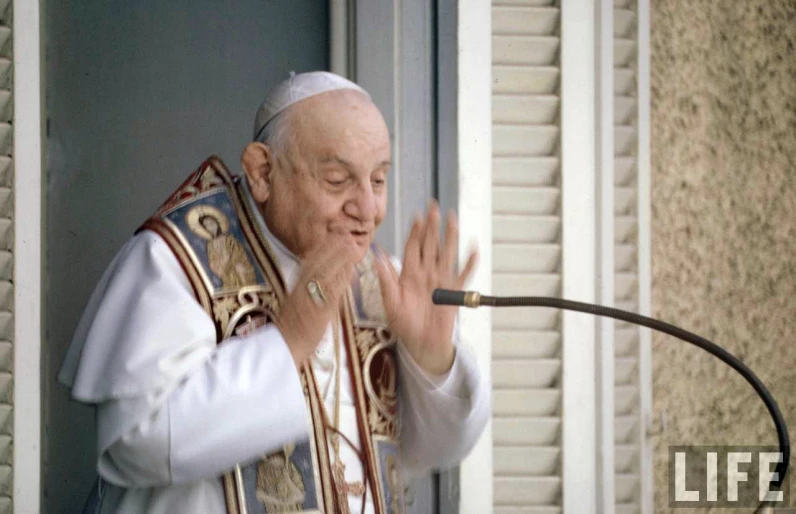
[{"xmin": 344, "ymin": 183, "xmax": 377, "ymax": 221}]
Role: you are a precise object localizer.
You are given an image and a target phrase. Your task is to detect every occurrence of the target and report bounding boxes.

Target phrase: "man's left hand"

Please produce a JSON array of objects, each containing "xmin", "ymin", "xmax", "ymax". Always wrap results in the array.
[{"xmin": 375, "ymin": 202, "xmax": 478, "ymax": 375}]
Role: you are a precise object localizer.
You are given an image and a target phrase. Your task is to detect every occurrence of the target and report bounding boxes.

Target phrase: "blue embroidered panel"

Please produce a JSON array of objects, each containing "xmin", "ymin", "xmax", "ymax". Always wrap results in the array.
[
  {"xmin": 349, "ymin": 244, "xmax": 388, "ymax": 326},
  {"xmin": 374, "ymin": 438, "xmax": 405, "ymax": 514},
  {"xmin": 240, "ymin": 439, "xmax": 320, "ymax": 513},
  {"xmin": 162, "ymin": 189, "xmax": 265, "ymax": 291}
]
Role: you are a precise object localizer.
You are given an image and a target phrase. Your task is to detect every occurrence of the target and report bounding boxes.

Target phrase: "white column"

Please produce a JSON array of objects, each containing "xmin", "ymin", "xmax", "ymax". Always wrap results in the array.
[
  {"xmin": 13, "ymin": 0, "xmax": 44, "ymax": 511},
  {"xmin": 457, "ymin": 1, "xmax": 492, "ymax": 513},
  {"xmin": 636, "ymin": 0, "xmax": 654, "ymax": 512},
  {"xmin": 329, "ymin": 0, "xmax": 349, "ymax": 77},
  {"xmin": 596, "ymin": 0, "xmax": 616, "ymax": 512},
  {"xmin": 560, "ymin": 0, "xmax": 597, "ymax": 513}
]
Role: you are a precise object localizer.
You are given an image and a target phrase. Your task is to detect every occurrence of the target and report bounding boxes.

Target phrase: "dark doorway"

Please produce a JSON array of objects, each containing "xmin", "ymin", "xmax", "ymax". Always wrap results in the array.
[{"xmin": 44, "ymin": 2, "xmax": 328, "ymax": 511}]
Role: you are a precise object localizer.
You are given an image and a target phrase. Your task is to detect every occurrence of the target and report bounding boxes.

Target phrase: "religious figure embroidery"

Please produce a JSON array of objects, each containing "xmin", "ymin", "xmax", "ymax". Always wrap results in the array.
[
  {"xmin": 386, "ymin": 454, "xmax": 401, "ymax": 514},
  {"xmin": 186, "ymin": 205, "xmax": 256, "ymax": 289},
  {"xmin": 255, "ymin": 443, "xmax": 306, "ymax": 512}
]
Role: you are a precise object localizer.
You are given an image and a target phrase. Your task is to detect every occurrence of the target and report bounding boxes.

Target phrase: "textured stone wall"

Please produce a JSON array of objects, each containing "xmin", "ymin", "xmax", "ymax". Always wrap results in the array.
[{"xmin": 650, "ymin": 0, "xmax": 796, "ymax": 512}]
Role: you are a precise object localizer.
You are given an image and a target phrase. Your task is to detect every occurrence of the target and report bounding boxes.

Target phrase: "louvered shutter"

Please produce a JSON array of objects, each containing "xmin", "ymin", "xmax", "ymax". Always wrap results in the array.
[
  {"xmin": 613, "ymin": 2, "xmax": 644, "ymax": 513},
  {"xmin": 489, "ymin": 0, "xmax": 652, "ymax": 512},
  {"xmin": 492, "ymin": 1, "xmax": 562, "ymax": 511},
  {"xmin": 0, "ymin": 0, "xmax": 11, "ymax": 510}
]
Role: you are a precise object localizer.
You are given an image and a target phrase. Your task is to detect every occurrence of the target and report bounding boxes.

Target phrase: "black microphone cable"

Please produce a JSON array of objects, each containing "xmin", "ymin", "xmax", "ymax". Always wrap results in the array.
[{"xmin": 432, "ymin": 288, "xmax": 789, "ymax": 511}]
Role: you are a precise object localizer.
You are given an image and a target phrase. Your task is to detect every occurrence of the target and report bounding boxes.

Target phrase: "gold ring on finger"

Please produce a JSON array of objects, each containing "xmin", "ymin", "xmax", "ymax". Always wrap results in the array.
[{"xmin": 307, "ymin": 279, "xmax": 328, "ymax": 307}]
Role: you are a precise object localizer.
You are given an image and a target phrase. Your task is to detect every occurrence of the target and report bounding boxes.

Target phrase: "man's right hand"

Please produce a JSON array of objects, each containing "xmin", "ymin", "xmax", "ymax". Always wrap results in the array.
[{"xmin": 273, "ymin": 236, "xmax": 360, "ymax": 368}]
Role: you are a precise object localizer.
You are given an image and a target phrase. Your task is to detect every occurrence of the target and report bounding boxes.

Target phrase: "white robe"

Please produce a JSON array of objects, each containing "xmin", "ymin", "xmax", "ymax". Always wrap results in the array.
[{"xmin": 59, "ymin": 186, "xmax": 490, "ymax": 514}]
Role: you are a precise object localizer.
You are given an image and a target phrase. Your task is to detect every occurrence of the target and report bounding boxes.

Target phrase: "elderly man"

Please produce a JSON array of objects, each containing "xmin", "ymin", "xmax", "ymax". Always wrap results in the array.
[{"xmin": 59, "ymin": 71, "xmax": 490, "ymax": 514}]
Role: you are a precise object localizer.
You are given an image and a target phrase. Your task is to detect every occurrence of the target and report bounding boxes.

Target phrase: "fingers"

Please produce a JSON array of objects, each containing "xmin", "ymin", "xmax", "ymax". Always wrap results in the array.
[
  {"xmin": 455, "ymin": 246, "xmax": 479, "ymax": 289},
  {"xmin": 374, "ymin": 249, "xmax": 400, "ymax": 315},
  {"xmin": 440, "ymin": 210, "xmax": 458, "ymax": 276},
  {"xmin": 277, "ymin": 237, "xmax": 360, "ymax": 368},
  {"xmin": 421, "ymin": 202, "xmax": 441, "ymax": 267},
  {"xmin": 403, "ymin": 214, "xmax": 424, "ymax": 272},
  {"xmin": 403, "ymin": 203, "xmax": 469, "ymax": 287}
]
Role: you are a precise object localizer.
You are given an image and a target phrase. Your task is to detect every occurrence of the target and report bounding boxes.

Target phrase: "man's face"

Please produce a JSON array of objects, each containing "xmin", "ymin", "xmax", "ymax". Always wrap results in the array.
[
  {"xmin": 260, "ymin": 90, "xmax": 390, "ymax": 261},
  {"xmin": 201, "ymin": 216, "xmax": 220, "ymax": 237}
]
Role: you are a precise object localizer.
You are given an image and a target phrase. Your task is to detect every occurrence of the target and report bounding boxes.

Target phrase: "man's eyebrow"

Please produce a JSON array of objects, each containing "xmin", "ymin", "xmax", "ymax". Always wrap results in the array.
[
  {"xmin": 319, "ymin": 156, "xmax": 351, "ymax": 167},
  {"xmin": 319, "ymin": 156, "xmax": 392, "ymax": 170}
]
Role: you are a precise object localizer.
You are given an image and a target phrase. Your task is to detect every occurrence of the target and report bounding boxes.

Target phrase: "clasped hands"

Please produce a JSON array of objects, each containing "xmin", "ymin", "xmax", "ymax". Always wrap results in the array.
[{"xmin": 274, "ymin": 202, "xmax": 478, "ymax": 375}]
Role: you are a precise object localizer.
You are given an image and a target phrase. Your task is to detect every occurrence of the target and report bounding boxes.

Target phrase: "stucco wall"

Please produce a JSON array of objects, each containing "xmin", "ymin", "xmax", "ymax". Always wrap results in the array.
[{"xmin": 650, "ymin": 0, "xmax": 796, "ymax": 511}]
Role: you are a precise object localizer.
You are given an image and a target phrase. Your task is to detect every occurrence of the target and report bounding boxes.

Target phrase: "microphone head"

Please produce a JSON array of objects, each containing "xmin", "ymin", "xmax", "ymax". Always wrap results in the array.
[
  {"xmin": 432, "ymin": 289, "xmax": 466, "ymax": 306},
  {"xmin": 432, "ymin": 289, "xmax": 482, "ymax": 307}
]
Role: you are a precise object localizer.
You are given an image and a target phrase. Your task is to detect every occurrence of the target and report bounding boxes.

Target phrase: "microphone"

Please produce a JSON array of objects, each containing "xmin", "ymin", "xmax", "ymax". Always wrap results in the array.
[
  {"xmin": 431, "ymin": 288, "xmax": 481, "ymax": 308},
  {"xmin": 432, "ymin": 287, "xmax": 790, "ymax": 511}
]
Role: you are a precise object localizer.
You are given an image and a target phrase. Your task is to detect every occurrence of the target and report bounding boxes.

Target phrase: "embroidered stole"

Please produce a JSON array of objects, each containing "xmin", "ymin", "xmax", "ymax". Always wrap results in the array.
[{"xmin": 138, "ymin": 156, "xmax": 406, "ymax": 514}]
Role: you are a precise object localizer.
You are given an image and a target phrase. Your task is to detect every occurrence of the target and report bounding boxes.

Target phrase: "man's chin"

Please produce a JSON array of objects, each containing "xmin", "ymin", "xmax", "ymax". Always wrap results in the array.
[
  {"xmin": 353, "ymin": 241, "xmax": 371, "ymax": 263},
  {"xmin": 346, "ymin": 232, "xmax": 374, "ymax": 253}
]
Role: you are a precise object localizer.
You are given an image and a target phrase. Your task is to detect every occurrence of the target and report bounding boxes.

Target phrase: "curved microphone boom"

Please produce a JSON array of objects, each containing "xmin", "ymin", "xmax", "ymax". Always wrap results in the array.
[{"xmin": 432, "ymin": 288, "xmax": 789, "ymax": 512}]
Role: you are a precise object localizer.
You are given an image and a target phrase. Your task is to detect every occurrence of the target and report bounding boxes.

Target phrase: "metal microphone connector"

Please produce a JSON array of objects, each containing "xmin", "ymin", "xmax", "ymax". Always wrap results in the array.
[{"xmin": 431, "ymin": 288, "xmax": 481, "ymax": 308}]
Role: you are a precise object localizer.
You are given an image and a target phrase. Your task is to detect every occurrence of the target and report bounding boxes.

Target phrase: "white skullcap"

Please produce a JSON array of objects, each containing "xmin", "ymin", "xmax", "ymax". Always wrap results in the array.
[{"xmin": 253, "ymin": 71, "xmax": 370, "ymax": 140}]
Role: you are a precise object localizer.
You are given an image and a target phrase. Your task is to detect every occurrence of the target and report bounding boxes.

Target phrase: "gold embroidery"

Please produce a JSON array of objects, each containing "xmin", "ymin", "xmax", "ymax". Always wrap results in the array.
[
  {"xmin": 208, "ymin": 234, "xmax": 257, "ymax": 288},
  {"xmin": 341, "ymin": 297, "xmax": 384, "ymax": 512},
  {"xmin": 200, "ymin": 164, "xmax": 226, "ymax": 190},
  {"xmin": 187, "ymin": 205, "xmax": 257, "ymax": 289},
  {"xmin": 255, "ymin": 443, "xmax": 306, "ymax": 512},
  {"xmin": 153, "ymin": 161, "xmax": 227, "ymax": 218},
  {"xmin": 363, "ymin": 347, "xmax": 399, "ymax": 438},
  {"xmin": 226, "ymin": 288, "xmax": 277, "ymax": 338},
  {"xmin": 211, "ymin": 285, "xmax": 280, "ymax": 339},
  {"xmin": 355, "ymin": 329, "xmax": 379, "ymax": 357},
  {"xmin": 356, "ymin": 253, "xmax": 387, "ymax": 323},
  {"xmin": 238, "ymin": 285, "xmax": 280, "ymax": 317},
  {"xmin": 213, "ymin": 296, "xmax": 238, "ymax": 334},
  {"xmin": 361, "ymin": 327, "xmax": 399, "ymax": 439}
]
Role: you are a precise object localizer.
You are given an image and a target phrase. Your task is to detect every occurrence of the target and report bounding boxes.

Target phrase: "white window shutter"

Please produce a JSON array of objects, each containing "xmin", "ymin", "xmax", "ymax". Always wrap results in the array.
[
  {"xmin": 492, "ymin": 1, "xmax": 563, "ymax": 512},
  {"xmin": 613, "ymin": 2, "xmax": 647, "ymax": 513},
  {"xmin": 0, "ymin": 0, "xmax": 11, "ymax": 511},
  {"xmin": 490, "ymin": 0, "xmax": 651, "ymax": 512}
]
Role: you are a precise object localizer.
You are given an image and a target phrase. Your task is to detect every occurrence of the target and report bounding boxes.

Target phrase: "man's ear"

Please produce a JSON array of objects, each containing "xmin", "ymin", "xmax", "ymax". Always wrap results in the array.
[{"xmin": 241, "ymin": 142, "xmax": 275, "ymax": 203}]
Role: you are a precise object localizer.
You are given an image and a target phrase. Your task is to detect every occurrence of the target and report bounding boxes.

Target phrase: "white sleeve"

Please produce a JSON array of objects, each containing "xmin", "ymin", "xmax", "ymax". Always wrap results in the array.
[
  {"xmin": 397, "ymin": 336, "xmax": 490, "ymax": 478},
  {"xmin": 385, "ymin": 256, "xmax": 490, "ymax": 477},
  {"xmin": 60, "ymin": 231, "xmax": 310, "ymax": 487},
  {"xmin": 398, "ymin": 326, "xmax": 491, "ymax": 478},
  {"xmin": 98, "ymin": 324, "xmax": 310, "ymax": 487}
]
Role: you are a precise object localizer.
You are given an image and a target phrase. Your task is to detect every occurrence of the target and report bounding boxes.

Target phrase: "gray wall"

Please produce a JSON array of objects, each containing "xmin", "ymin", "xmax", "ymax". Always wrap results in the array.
[
  {"xmin": 44, "ymin": 2, "xmax": 328, "ymax": 511},
  {"xmin": 358, "ymin": 0, "xmax": 437, "ymax": 256}
]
